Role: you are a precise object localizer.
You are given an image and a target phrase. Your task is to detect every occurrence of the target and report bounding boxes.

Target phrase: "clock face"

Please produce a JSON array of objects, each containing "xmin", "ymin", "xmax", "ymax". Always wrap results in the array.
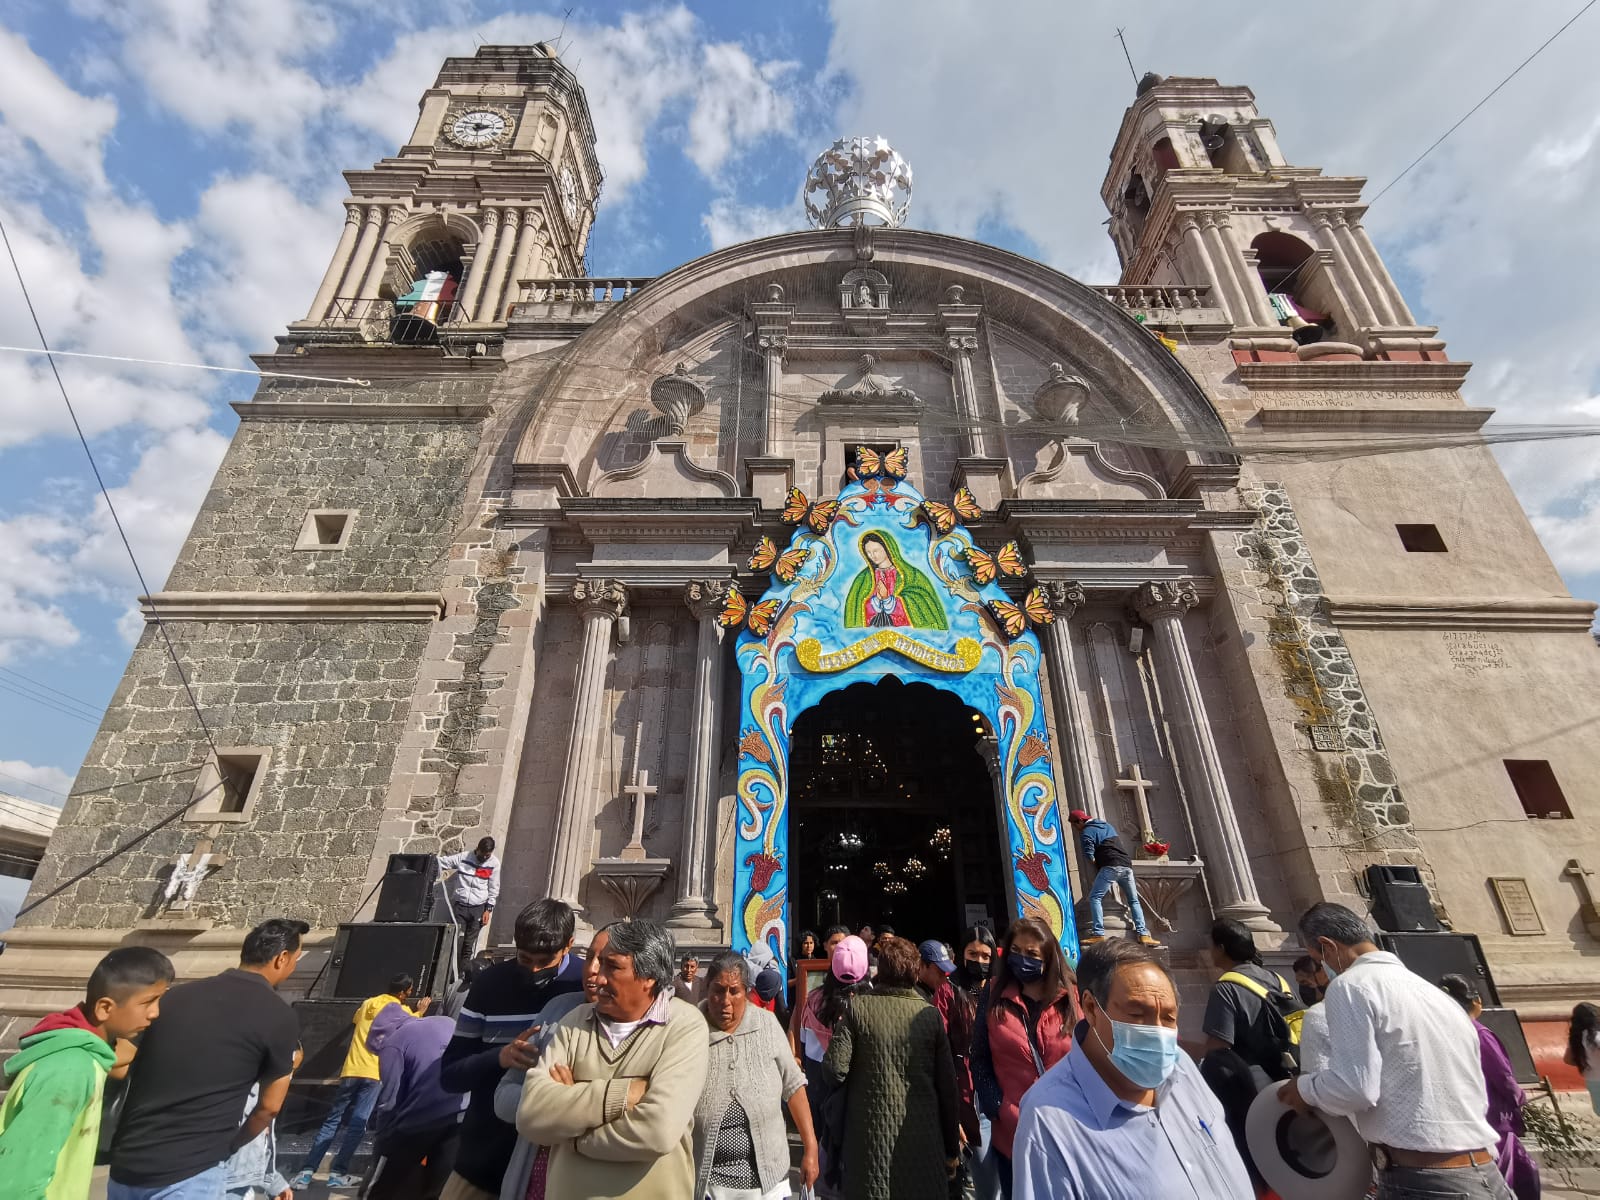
[
  {"xmin": 448, "ymin": 109, "xmax": 508, "ymax": 149},
  {"xmin": 559, "ymin": 166, "xmax": 579, "ymax": 221}
]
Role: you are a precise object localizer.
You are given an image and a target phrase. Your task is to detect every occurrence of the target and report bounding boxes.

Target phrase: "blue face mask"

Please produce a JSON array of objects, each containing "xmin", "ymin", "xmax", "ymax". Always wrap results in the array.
[
  {"xmin": 1094, "ymin": 1015, "xmax": 1181, "ymax": 1089},
  {"xmin": 1007, "ymin": 954, "xmax": 1045, "ymax": 983}
]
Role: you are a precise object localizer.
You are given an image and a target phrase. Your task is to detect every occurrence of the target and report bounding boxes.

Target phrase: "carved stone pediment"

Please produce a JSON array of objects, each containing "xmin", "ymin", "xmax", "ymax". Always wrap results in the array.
[
  {"xmin": 592, "ymin": 439, "xmax": 738, "ymax": 499},
  {"xmin": 817, "ymin": 353, "xmax": 922, "ymax": 413}
]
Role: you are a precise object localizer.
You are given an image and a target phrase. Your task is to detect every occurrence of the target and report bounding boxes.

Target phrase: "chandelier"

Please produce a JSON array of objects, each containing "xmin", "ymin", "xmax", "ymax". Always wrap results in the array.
[
  {"xmin": 903, "ymin": 857, "xmax": 926, "ymax": 879},
  {"xmin": 884, "ymin": 879, "xmax": 908, "ymax": 896},
  {"xmin": 930, "ymin": 826, "xmax": 952, "ymax": 860}
]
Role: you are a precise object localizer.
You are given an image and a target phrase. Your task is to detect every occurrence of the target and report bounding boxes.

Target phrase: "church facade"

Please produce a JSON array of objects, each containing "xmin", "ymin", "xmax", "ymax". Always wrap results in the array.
[{"xmin": 6, "ymin": 47, "xmax": 1600, "ymax": 1045}]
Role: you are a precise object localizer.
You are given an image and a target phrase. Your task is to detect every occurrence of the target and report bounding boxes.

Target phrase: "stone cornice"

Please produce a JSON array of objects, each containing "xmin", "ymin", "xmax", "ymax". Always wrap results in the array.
[
  {"xmin": 253, "ymin": 342, "xmax": 505, "ymax": 380},
  {"xmin": 232, "ymin": 400, "xmax": 491, "ymax": 422},
  {"xmin": 1237, "ymin": 360, "xmax": 1472, "ymax": 391},
  {"xmin": 1328, "ymin": 595, "xmax": 1597, "ymax": 632},
  {"xmin": 139, "ymin": 592, "xmax": 446, "ymax": 622},
  {"xmin": 1254, "ymin": 406, "xmax": 1493, "ymax": 432}
]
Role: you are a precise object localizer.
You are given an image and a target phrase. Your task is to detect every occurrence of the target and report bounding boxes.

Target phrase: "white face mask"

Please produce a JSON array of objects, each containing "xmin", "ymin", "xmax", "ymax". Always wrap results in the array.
[{"xmin": 1318, "ymin": 942, "xmax": 1341, "ymax": 981}]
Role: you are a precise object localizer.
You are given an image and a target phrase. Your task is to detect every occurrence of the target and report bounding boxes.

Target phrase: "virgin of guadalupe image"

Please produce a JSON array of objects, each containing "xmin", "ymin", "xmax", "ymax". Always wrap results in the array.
[{"xmin": 844, "ymin": 531, "xmax": 948, "ymax": 630}]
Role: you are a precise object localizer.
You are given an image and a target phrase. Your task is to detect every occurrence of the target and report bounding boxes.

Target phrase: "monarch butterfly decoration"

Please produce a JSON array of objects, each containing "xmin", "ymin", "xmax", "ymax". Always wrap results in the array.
[
  {"xmin": 780, "ymin": 487, "xmax": 842, "ymax": 534},
  {"xmin": 920, "ymin": 487, "xmax": 983, "ymax": 535},
  {"xmin": 965, "ymin": 540, "xmax": 1026, "ymax": 585},
  {"xmin": 987, "ymin": 586, "xmax": 1056, "ymax": 640},
  {"xmin": 747, "ymin": 536, "xmax": 810, "ymax": 583},
  {"xmin": 853, "ymin": 444, "xmax": 909, "ymax": 481},
  {"xmin": 718, "ymin": 586, "xmax": 782, "ymax": 637}
]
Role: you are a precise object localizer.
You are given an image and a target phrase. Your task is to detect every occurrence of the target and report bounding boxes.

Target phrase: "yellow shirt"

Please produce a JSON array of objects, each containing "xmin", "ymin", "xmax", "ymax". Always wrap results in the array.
[{"xmin": 342, "ymin": 994, "xmax": 401, "ymax": 1080}]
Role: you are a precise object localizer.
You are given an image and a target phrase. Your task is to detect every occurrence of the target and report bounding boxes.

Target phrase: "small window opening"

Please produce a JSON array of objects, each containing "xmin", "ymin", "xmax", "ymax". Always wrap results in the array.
[
  {"xmin": 1505, "ymin": 760, "xmax": 1571, "ymax": 819},
  {"xmin": 297, "ymin": 509, "xmax": 355, "ymax": 551},
  {"xmin": 188, "ymin": 748, "xmax": 269, "ymax": 823},
  {"xmin": 1396, "ymin": 523, "xmax": 1448, "ymax": 553}
]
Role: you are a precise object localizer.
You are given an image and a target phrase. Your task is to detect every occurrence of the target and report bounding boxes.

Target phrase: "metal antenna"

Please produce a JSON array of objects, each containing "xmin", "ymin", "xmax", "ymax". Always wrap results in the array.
[{"xmin": 1114, "ymin": 28, "xmax": 1138, "ymax": 86}]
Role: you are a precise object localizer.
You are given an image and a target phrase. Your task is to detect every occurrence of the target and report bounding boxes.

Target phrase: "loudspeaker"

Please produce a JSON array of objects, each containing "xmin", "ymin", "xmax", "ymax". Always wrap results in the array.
[
  {"xmin": 1366, "ymin": 864, "xmax": 1441, "ymax": 933},
  {"xmin": 1478, "ymin": 1007, "xmax": 1539, "ymax": 1085},
  {"xmin": 1377, "ymin": 931, "xmax": 1500, "ymax": 1006},
  {"xmin": 323, "ymin": 921, "xmax": 453, "ymax": 1000},
  {"xmin": 375, "ymin": 853, "xmax": 439, "ymax": 922},
  {"xmin": 291, "ymin": 997, "xmax": 361, "ymax": 1079}
]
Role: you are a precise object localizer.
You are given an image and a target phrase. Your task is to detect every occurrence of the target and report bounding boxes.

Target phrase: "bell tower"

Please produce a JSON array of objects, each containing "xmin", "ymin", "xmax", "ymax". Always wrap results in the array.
[
  {"xmin": 297, "ymin": 44, "xmax": 602, "ymax": 337},
  {"xmin": 1101, "ymin": 74, "xmax": 1443, "ymax": 360}
]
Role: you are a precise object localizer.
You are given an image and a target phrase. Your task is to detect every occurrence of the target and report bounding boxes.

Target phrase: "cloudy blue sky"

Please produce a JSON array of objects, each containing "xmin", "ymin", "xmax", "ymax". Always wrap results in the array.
[{"xmin": 1, "ymin": 0, "xmax": 1598, "ymax": 830}]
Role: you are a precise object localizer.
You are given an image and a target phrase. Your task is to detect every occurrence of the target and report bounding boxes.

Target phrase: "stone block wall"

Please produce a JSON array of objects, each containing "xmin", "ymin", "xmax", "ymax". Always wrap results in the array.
[
  {"xmin": 22, "ymin": 618, "xmax": 433, "ymax": 931},
  {"xmin": 165, "ymin": 408, "xmax": 484, "ymax": 593}
]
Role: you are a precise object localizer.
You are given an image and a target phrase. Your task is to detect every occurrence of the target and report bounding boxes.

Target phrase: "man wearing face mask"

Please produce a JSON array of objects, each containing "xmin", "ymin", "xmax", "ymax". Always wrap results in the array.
[
  {"xmin": 1011, "ymin": 939, "xmax": 1252, "ymax": 1200},
  {"xmin": 439, "ymin": 898, "xmax": 580, "ymax": 1200},
  {"xmin": 1278, "ymin": 903, "xmax": 1510, "ymax": 1200}
]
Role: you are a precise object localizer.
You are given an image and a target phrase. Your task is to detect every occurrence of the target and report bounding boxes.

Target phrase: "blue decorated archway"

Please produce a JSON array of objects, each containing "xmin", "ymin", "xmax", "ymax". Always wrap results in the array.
[{"xmin": 724, "ymin": 450, "xmax": 1079, "ymax": 968}]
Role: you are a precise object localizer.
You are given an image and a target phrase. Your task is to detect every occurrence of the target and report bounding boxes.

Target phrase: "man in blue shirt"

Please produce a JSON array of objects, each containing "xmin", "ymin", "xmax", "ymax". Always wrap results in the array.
[
  {"xmin": 1012, "ymin": 939, "xmax": 1253, "ymax": 1200},
  {"xmin": 1068, "ymin": 810, "xmax": 1159, "ymax": 947}
]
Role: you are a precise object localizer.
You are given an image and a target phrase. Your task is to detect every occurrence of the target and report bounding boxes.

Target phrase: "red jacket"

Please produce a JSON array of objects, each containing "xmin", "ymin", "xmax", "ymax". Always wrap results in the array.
[{"xmin": 971, "ymin": 978, "xmax": 1077, "ymax": 1156}]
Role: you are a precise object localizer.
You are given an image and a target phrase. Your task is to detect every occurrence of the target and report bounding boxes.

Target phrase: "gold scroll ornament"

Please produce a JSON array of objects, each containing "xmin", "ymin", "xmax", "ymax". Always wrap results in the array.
[{"xmin": 796, "ymin": 630, "xmax": 982, "ymax": 674}]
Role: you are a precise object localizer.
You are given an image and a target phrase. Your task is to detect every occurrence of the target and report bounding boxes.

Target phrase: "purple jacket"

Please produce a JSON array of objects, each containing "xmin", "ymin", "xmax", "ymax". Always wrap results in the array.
[{"xmin": 367, "ymin": 1013, "xmax": 464, "ymax": 1138}]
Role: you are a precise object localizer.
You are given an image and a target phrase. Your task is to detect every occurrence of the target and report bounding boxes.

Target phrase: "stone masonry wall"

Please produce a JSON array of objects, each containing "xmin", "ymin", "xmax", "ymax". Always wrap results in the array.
[
  {"xmin": 22, "ymin": 618, "xmax": 432, "ymax": 930},
  {"xmin": 165, "ymin": 409, "xmax": 484, "ymax": 593},
  {"xmin": 1235, "ymin": 481, "xmax": 1438, "ymax": 901}
]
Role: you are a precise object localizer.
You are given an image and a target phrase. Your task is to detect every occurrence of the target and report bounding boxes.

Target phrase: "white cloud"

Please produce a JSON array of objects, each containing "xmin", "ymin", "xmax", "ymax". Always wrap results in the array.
[
  {"xmin": 686, "ymin": 45, "xmax": 797, "ymax": 176},
  {"xmin": 0, "ymin": 514, "xmax": 82, "ymax": 663},
  {"xmin": 820, "ymin": 1, "xmax": 1600, "ymax": 598},
  {"xmin": 702, "ymin": 196, "xmax": 797, "ymax": 249},
  {"xmin": 0, "ymin": 759, "xmax": 74, "ymax": 805},
  {"xmin": 0, "ymin": 27, "xmax": 117, "ymax": 188},
  {"xmin": 69, "ymin": 0, "xmax": 335, "ymax": 147}
]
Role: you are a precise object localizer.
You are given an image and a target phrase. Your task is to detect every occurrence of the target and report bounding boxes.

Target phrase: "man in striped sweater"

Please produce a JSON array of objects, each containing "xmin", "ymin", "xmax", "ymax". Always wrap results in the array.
[{"xmin": 438, "ymin": 898, "xmax": 580, "ymax": 1200}]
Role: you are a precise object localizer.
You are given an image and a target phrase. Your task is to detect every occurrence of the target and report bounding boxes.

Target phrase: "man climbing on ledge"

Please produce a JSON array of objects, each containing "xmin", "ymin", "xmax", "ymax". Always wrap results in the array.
[
  {"xmin": 442, "ymin": 836, "xmax": 501, "ymax": 976},
  {"xmin": 1067, "ymin": 810, "xmax": 1160, "ymax": 947}
]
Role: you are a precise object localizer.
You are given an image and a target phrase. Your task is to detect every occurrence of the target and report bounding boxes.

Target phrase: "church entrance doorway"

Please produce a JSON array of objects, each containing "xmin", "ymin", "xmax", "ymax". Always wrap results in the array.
[{"xmin": 787, "ymin": 677, "xmax": 1007, "ymax": 942}]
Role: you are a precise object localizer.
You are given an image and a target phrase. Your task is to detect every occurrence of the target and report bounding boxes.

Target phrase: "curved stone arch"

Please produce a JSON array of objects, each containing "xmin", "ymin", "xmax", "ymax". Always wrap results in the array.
[{"xmin": 511, "ymin": 228, "xmax": 1235, "ymax": 482}]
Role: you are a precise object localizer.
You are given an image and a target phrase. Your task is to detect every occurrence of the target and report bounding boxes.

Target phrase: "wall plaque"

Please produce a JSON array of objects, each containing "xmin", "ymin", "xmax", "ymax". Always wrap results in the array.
[{"xmin": 1489, "ymin": 876, "xmax": 1544, "ymax": 936}]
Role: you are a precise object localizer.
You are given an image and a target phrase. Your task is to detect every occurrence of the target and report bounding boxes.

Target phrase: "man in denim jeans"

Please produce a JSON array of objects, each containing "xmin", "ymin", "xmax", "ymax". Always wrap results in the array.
[{"xmin": 1067, "ymin": 810, "xmax": 1160, "ymax": 947}]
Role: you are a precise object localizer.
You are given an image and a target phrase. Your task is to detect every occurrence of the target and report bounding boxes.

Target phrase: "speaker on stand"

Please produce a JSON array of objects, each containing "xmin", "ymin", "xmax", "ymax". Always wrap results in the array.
[
  {"xmin": 1365, "ymin": 865, "xmax": 1441, "ymax": 933},
  {"xmin": 374, "ymin": 853, "xmax": 440, "ymax": 923}
]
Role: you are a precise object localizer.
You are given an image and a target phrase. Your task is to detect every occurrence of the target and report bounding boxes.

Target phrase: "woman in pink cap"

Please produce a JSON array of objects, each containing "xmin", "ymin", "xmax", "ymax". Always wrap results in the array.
[{"xmin": 796, "ymin": 933, "xmax": 867, "ymax": 1190}]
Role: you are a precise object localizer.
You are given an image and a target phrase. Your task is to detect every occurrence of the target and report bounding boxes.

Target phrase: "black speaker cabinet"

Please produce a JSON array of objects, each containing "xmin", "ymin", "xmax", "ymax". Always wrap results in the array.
[
  {"xmin": 1366, "ymin": 864, "xmax": 1441, "ymax": 932},
  {"xmin": 322, "ymin": 921, "xmax": 453, "ymax": 1000},
  {"xmin": 291, "ymin": 997, "xmax": 361, "ymax": 1080},
  {"xmin": 375, "ymin": 852, "xmax": 440, "ymax": 922},
  {"xmin": 1377, "ymin": 931, "xmax": 1500, "ymax": 1007},
  {"xmin": 1478, "ymin": 1007, "xmax": 1539, "ymax": 1085}
]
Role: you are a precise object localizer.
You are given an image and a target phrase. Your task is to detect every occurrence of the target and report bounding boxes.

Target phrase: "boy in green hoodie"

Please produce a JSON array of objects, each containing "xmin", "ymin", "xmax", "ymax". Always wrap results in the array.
[{"xmin": 0, "ymin": 945, "xmax": 174, "ymax": 1200}]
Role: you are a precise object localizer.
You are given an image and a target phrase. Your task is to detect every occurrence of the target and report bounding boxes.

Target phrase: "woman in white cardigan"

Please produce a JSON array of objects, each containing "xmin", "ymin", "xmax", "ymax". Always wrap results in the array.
[{"xmin": 695, "ymin": 951, "xmax": 820, "ymax": 1200}]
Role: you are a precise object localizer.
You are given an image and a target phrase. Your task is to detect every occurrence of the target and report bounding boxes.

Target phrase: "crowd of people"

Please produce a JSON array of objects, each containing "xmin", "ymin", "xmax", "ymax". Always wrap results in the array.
[{"xmin": 0, "ymin": 894, "xmax": 1588, "ymax": 1199}]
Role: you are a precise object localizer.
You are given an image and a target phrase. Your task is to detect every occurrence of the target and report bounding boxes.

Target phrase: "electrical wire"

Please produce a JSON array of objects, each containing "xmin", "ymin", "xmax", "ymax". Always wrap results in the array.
[
  {"xmin": 0, "ymin": 213, "xmax": 219, "ymax": 762},
  {"xmin": 0, "ymin": 666, "xmax": 101, "ymax": 713},
  {"xmin": 0, "ymin": 768, "xmax": 69, "ymax": 798},
  {"xmin": 15, "ymin": 777, "xmax": 227, "ymax": 920},
  {"xmin": 0, "ymin": 344, "xmax": 371, "ymax": 388},
  {"xmin": 0, "ymin": 680, "xmax": 100, "ymax": 726}
]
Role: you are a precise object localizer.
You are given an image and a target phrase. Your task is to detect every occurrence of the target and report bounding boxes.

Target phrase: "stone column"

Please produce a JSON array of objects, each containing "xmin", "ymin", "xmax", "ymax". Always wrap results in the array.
[
  {"xmin": 1331, "ymin": 212, "xmax": 1397, "ymax": 326},
  {"xmin": 1197, "ymin": 214, "xmax": 1251, "ymax": 326},
  {"xmin": 756, "ymin": 331, "xmax": 787, "ymax": 453},
  {"xmin": 491, "ymin": 207, "xmax": 541, "ymax": 320},
  {"xmin": 1210, "ymin": 214, "xmax": 1277, "ymax": 327},
  {"xmin": 1039, "ymin": 582, "xmax": 1100, "ymax": 818},
  {"xmin": 1132, "ymin": 579, "xmax": 1276, "ymax": 930},
  {"xmin": 1176, "ymin": 215, "xmax": 1225, "ymax": 309},
  {"xmin": 457, "ymin": 208, "xmax": 500, "ymax": 322},
  {"xmin": 305, "ymin": 205, "xmax": 364, "ymax": 321},
  {"xmin": 946, "ymin": 333, "xmax": 988, "ymax": 458},
  {"xmin": 1310, "ymin": 211, "xmax": 1379, "ymax": 330},
  {"xmin": 545, "ymin": 578, "xmax": 629, "ymax": 917},
  {"xmin": 479, "ymin": 207, "xmax": 521, "ymax": 323},
  {"xmin": 668, "ymin": 579, "xmax": 727, "ymax": 929},
  {"xmin": 340, "ymin": 206, "xmax": 386, "ymax": 312},
  {"xmin": 1350, "ymin": 217, "xmax": 1415, "ymax": 325},
  {"xmin": 357, "ymin": 206, "xmax": 405, "ymax": 300}
]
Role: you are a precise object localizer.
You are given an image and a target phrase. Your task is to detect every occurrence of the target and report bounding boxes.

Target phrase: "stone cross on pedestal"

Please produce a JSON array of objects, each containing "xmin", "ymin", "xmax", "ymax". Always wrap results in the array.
[
  {"xmin": 620, "ymin": 770, "xmax": 658, "ymax": 863},
  {"xmin": 1115, "ymin": 764, "xmax": 1159, "ymax": 845}
]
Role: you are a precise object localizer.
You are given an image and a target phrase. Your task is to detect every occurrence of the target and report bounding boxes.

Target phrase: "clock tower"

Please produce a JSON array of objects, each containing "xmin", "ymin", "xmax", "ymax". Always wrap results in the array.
[{"xmin": 298, "ymin": 44, "xmax": 602, "ymax": 335}]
